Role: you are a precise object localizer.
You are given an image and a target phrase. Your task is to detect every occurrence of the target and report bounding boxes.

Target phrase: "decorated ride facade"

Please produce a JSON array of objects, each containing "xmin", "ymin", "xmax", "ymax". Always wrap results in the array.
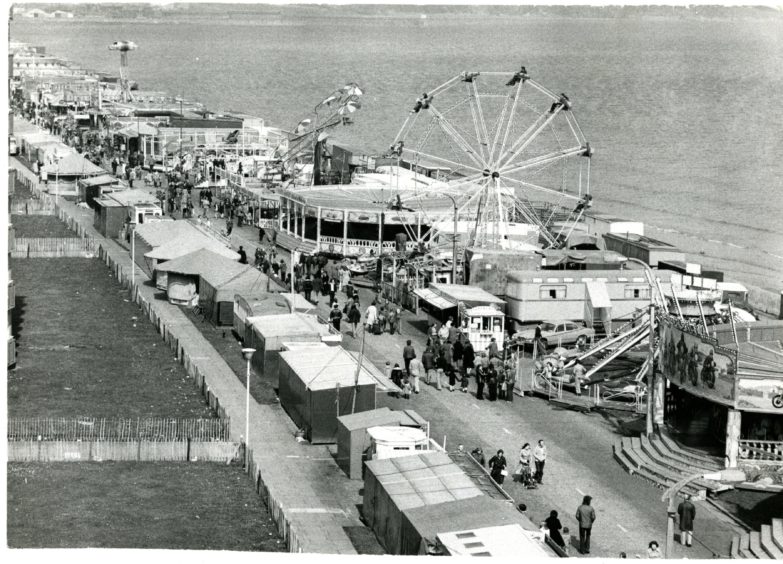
[{"xmin": 657, "ymin": 317, "xmax": 783, "ymax": 470}]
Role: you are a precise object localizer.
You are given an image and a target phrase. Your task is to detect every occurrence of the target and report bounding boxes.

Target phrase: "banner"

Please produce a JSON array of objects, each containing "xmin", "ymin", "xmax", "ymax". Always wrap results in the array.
[
  {"xmin": 736, "ymin": 378, "xmax": 783, "ymax": 413},
  {"xmin": 658, "ymin": 319, "xmax": 737, "ymax": 407}
]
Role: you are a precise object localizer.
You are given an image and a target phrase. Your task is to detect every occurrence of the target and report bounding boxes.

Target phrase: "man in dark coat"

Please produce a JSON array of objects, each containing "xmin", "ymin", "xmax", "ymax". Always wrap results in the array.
[
  {"xmin": 575, "ymin": 495, "xmax": 596, "ymax": 554},
  {"xmin": 402, "ymin": 340, "xmax": 416, "ymax": 376},
  {"xmin": 488, "ymin": 450, "xmax": 507, "ymax": 485},
  {"xmin": 329, "ymin": 303, "xmax": 342, "ymax": 332},
  {"xmin": 677, "ymin": 495, "xmax": 696, "ymax": 547}
]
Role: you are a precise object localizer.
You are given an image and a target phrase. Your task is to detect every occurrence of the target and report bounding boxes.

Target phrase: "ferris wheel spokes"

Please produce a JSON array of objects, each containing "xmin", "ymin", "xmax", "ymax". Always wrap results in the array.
[
  {"xmin": 499, "ymin": 104, "xmax": 567, "ymax": 170},
  {"xmin": 401, "ymin": 148, "xmax": 485, "ymax": 177},
  {"xmin": 501, "ymin": 174, "xmax": 582, "ymax": 202},
  {"xmin": 427, "ymin": 104, "xmax": 488, "ymax": 170},
  {"xmin": 466, "ymin": 81, "xmax": 491, "ymax": 164},
  {"xmin": 489, "ymin": 80, "xmax": 522, "ymax": 165},
  {"xmin": 499, "ymin": 145, "xmax": 587, "ymax": 180}
]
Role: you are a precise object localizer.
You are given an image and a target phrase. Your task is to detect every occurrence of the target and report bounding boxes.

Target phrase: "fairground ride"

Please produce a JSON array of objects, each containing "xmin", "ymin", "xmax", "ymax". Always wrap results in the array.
[
  {"xmin": 275, "ymin": 83, "xmax": 364, "ymax": 186},
  {"xmin": 387, "ymin": 67, "xmax": 594, "ymax": 250}
]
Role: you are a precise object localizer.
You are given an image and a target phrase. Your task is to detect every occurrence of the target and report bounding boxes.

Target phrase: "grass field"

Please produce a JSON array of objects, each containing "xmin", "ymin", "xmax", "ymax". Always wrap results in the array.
[
  {"xmin": 9, "ymin": 258, "xmax": 214, "ymax": 419},
  {"xmin": 7, "ymin": 461, "xmax": 285, "ymax": 550},
  {"xmin": 11, "ymin": 214, "xmax": 79, "ymax": 238}
]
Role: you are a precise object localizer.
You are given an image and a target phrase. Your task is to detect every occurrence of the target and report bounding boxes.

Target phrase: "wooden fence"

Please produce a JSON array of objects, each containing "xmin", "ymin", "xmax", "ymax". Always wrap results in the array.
[
  {"xmin": 11, "ymin": 237, "xmax": 98, "ymax": 258},
  {"xmin": 8, "ymin": 439, "xmax": 241, "ymax": 463},
  {"xmin": 8, "ymin": 417, "xmax": 230, "ymax": 442},
  {"xmin": 10, "ymin": 198, "xmax": 56, "ymax": 215}
]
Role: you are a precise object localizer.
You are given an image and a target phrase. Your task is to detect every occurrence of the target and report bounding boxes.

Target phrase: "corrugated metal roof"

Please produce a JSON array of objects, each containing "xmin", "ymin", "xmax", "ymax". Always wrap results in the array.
[
  {"xmin": 366, "ymin": 452, "xmax": 483, "ymax": 511},
  {"xmin": 212, "ymin": 268, "xmax": 278, "ymax": 302},
  {"xmin": 279, "ymin": 346, "xmax": 378, "ymax": 391},
  {"xmin": 249, "ymin": 313, "xmax": 329, "ymax": 338},
  {"xmin": 413, "ymin": 288, "xmax": 454, "ymax": 310}
]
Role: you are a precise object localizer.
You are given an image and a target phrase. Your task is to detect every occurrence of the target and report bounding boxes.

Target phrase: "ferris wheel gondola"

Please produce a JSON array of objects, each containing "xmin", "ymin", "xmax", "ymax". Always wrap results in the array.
[{"xmin": 390, "ymin": 67, "xmax": 593, "ymax": 249}]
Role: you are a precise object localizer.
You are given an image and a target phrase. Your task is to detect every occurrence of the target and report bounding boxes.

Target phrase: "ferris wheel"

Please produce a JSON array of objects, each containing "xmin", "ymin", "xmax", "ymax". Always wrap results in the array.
[{"xmin": 389, "ymin": 67, "xmax": 593, "ymax": 249}]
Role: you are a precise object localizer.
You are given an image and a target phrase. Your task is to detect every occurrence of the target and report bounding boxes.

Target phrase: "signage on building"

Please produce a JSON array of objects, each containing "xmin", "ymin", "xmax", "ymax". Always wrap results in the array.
[
  {"xmin": 736, "ymin": 377, "xmax": 783, "ymax": 413},
  {"xmin": 658, "ymin": 318, "xmax": 738, "ymax": 407}
]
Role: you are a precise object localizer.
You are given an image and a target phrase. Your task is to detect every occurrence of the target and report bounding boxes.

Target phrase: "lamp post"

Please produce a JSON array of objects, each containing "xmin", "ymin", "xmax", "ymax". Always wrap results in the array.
[
  {"xmin": 241, "ymin": 347, "xmax": 256, "ymax": 471},
  {"xmin": 661, "ymin": 469, "xmax": 745, "ymax": 558},
  {"xmin": 443, "ymin": 193, "xmax": 459, "ymax": 284},
  {"xmin": 175, "ymin": 97, "xmax": 184, "ymax": 162}
]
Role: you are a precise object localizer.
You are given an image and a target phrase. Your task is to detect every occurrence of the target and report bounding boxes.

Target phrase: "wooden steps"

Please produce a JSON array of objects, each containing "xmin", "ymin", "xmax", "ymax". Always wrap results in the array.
[
  {"xmin": 657, "ymin": 431, "xmax": 723, "ymax": 468},
  {"xmin": 641, "ymin": 435, "xmax": 718, "ymax": 475},
  {"xmin": 760, "ymin": 524, "xmax": 783, "ymax": 559},
  {"xmin": 728, "ymin": 521, "xmax": 783, "ymax": 559},
  {"xmin": 772, "ymin": 519, "xmax": 783, "ymax": 553}
]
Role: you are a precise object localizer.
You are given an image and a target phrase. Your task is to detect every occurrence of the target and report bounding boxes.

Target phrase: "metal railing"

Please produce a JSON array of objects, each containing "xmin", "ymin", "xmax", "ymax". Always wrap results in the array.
[{"xmin": 739, "ymin": 439, "xmax": 783, "ymax": 463}]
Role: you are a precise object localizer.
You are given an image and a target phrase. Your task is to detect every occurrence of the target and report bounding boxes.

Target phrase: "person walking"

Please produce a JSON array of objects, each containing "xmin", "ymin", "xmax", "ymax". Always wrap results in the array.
[
  {"xmin": 575, "ymin": 495, "xmax": 596, "ymax": 554},
  {"xmin": 486, "ymin": 337, "xmax": 499, "ymax": 359},
  {"xmin": 487, "ymin": 364, "xmax": 498, "ymax": 401},
  {"xmin": 545, "ymin": 510, "xmax": 566, "ymax": 551},
  {"xmin": 475, "ymin": 364, "xmax": 486, "ymax": 400},
  {"xmin": 366, "ymin": 301, "xmax": 378, "ymax": 333},
  {"xmin": 533, "ymin": 439, "xmax": 547, "ymax": 484},
  {"xmin": 462, "ymin": 339, "xmax": 475, "ymax": 375},
  {"xmin": 401, "ymin": 378, "xmax": 412, "ymax": 400},
  {"xmin": 677, "ymin": 494, "xmax": 696, "ymax": 547},
  {"xmin": 505, "ymin": 365, "xmax": 516, "ymax": 402},
  {"xmin": 573, "ymin": 361, "xmax": 586, "ymax": 396},
  {"xmin": 514, "ymin": 443, "xmax": 533, "ymax": 487},
  {"xmin": 390, "ymin": 363, "xmax": 404, "ymax": 396},
  {"xmin": 348, "ymin": 303, "xmax": 362, "ymax": 337},
  {"xmin": 387, "ymin": 304, "xmax": 399, "ymax": 335},
  {"xmin": 422, "ymin": 347, "xmax": 436, "ymax": 387},
  {"xmin": 328, "ymin": 277, "xmax": 337, "ymax": 306},
  {"xmin": 302, "ymin": 274, "xmax": 314, "ymax": 302},
  {"xmin": 409, "ymin": 356, "xmax": 423, "ymax": 394},
  {"xmin": 435, "ymin": 349, "xmax": 447, "ymax": 391},
  {"xmin": 329, "ymin": 303, "xmax": 342, "ymax": 332},
  {"xmin": 403, "ymin": 340, "xmax": 417, "ymax": 376},
  {"xmin": 488, "ymin": 450, "xmax": 508, "ymax": 485}
]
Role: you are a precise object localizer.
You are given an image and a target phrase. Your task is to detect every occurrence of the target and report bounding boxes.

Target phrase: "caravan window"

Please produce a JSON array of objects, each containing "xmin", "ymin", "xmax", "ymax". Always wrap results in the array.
[
  {"xmin": 624, "ymin": 285, "xmax": 650, "ymax": 299},
  {"xmin": 540, "ymin": 285, "xmax": 566, "ymax": 299}
]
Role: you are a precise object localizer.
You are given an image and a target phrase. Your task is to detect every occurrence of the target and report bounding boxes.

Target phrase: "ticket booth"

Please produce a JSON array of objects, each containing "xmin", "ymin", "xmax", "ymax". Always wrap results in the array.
[{"xmin": 464, "ymin": 306, "xmax": 505, "ymax": 353}]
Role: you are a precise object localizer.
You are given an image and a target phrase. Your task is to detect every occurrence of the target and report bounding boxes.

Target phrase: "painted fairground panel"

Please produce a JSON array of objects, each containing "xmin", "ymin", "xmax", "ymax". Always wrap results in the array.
[
  {"xmin": 736, "ymin": 377, "xmax": 783, "ymax": 413},
  {"xmin": 658, "ymin": 319, "xmax": 738, "ymax": 407}
]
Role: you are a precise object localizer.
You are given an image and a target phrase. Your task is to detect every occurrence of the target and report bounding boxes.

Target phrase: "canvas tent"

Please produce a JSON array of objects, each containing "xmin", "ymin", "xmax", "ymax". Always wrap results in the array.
[
  {"xmin": 337, "ymin": 408, "xmax": 427, "ymax": 479},
  {"xmin": 41, "ymin": 152, "xmax": 104, "ymax": 178},
  {"xmin": 134, "ymin": 221, "xmax": 201, "ymax": 276},
  {"xmin": 153, "ymin": 248, "xmax": 247, "ymax": 304},
  {"xmin": 233, "ymin": 294, "xmax": 292, "ymax": 342},
  {"xmin": 244, "ymin": 313, "xmax": 337, "ymax": 387},
  {"xmin": 278, "ymin": 347, "xmax": 377, "ymax": 444},
  {"xmin": 199, "ymin": 267, "xmax": 280, "ymax": 326},
  {"xmin": 362, "ymin": 452, "xmax": 484, "ymax": 555}
]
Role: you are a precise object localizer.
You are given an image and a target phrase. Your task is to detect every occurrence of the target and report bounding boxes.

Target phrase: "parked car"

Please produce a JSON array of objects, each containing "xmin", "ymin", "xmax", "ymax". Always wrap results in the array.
[
  {"xmin": 513, "ymin": 320, "xmax": 595, "ymax": 349},
  {"xmin": 9, "ymin": 135, "xmax": 18, "ymax": 156}
]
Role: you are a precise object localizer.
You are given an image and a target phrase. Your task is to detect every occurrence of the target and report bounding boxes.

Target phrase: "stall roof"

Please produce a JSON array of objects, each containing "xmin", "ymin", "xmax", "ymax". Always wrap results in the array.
[
  {"xmin": 79, "ymin": 174, "xmax": 118, "ymax": 187},
  {"xmin": 281, "ymin": 292, "xmax": 317, "ymax": 314},
  {"xmin": 145, "ymin": 236, "xmax": 239, "ymax": 261},
  {"xmin": 403, "ymin": 496, "xmax": 544, "ymax": 550},
  {"xmin": 42, "ymin": 152, "xmax": 104, "ymax": 176},
  {"xmin": 249, "ymin": 313, "xmax": 331, "ymax": 339},
  {"xmin": 210, "ymin": 268, "xmax": 277, "ymax": 303},
  {"xmin": 154, "ymin": 248, "xmax": 245, "ymax": 277},
  {"xmin": 117, "ymin": 122, "xmax": 158, "ymax": 137},
  {"xmin": 338, "ymin": 408, "xmax": 425, "ymax": 431},
  {"xmin": 366, "ymin": 452, "xmax": 483, "ymax": 510},
  {"xmin": 430, "ymin": 283, "xmax": 505, "ymax": 305},
  {"xmin": 105, "ymin": 188, "xmax": 160, "ymax": 206},
  {"xmin": 135, "ymin": 221, "xmax": 201, "ymax": 248},
  {"xmin": 345, "ymin": 351, "xmax": 402, "ymax": 393},
  {"xmin": 413, "ymin": 288, "xmax": 454, "ymax": 310},
  {"xmin": 279, "ymin": 347, "xmax": 377, "ymax": 391},
  {"xmin": 438, "ymin": 524, "xmax": 552, "ymax": 558}
]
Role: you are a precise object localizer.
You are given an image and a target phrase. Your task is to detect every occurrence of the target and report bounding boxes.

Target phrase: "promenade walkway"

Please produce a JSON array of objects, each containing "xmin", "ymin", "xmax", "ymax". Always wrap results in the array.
[{"xmin": 11, "ymin": 116, "xmax": 743, "ymax": 557}]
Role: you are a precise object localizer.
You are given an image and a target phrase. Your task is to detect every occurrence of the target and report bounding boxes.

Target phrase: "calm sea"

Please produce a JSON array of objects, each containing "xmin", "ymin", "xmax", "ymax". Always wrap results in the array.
[{"xmin": 11, "ymin": 10, "xmax": 783, "ymax": 290}]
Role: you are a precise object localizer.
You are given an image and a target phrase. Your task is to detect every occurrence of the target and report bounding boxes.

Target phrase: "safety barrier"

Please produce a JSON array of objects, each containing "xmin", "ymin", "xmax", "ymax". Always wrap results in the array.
[{"xmin": 12, "ymin": 236, "xmax": 97, "ymax": 258}]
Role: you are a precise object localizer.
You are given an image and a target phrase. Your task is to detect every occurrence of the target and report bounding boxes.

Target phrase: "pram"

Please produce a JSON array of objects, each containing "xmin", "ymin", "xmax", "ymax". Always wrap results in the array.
[{"xmin": 514, "ymin": 464, "xmax": 538, "ymax": 489}]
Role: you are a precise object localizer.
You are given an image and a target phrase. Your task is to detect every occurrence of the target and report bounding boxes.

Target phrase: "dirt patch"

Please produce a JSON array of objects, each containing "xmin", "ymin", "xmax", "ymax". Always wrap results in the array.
[
  {"xmin": 9, "ymin": 258, "xmax": 214, "ymax": 419},
  {"xmin": 12, "ymin": 215, "xmax": 79, "ymax": 238},
  {"xmin": 180, "ymin": 306, "xmax": 280, "ymax": 405},
  {"xmin": 7, "ymin": 461, "xmax": 286, "ymax": 550}
]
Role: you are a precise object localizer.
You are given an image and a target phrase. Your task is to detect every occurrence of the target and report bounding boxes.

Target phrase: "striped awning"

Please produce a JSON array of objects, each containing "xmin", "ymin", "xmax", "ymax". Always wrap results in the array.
[{"xmin": 413, "ymin": 287, "xmax": 456, "ymax": 310}]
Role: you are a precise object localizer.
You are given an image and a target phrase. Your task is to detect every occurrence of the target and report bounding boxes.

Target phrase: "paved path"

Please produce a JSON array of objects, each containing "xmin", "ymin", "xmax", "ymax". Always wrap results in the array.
[{"xmin": 224, "ymin": 223, "xmax": 742, "ymax": 559}]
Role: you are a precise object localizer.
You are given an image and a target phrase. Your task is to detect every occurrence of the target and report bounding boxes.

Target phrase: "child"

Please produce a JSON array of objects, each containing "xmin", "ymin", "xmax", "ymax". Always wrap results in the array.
[
  {"xmin": 402, "ymin": 378, "xmax": 412, "ymax": 400},
  {"xmin": 461, "ymin": 369, "xmax": 470, "ymax": 393}
]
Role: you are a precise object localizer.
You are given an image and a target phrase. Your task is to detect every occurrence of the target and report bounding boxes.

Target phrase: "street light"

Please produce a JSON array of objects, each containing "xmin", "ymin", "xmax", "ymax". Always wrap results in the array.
[
  {"xmin": 175, "ymin": 97, "xmax": 184, "ymax": 162},
  {"xmin": 661, "ymin": 469, "xmax": 746, "ymax": 558},
  {"xmin": 241, "ymin": 348, "xmax": 256, "ymax": 471},
  {"xmin": 443, "ymin": 193, "xmax": 459, "ymax": 284}
]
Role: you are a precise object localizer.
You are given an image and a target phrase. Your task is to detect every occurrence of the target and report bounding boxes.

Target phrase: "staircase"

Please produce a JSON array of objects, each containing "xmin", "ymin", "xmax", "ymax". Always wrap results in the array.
[
  {"xmin": 730, "ymin": 519, "xmax": 783, "ymax": 559},
  {"xmin": 613, "ymin": 432, "xmax": 729, "ymax": 496}
]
